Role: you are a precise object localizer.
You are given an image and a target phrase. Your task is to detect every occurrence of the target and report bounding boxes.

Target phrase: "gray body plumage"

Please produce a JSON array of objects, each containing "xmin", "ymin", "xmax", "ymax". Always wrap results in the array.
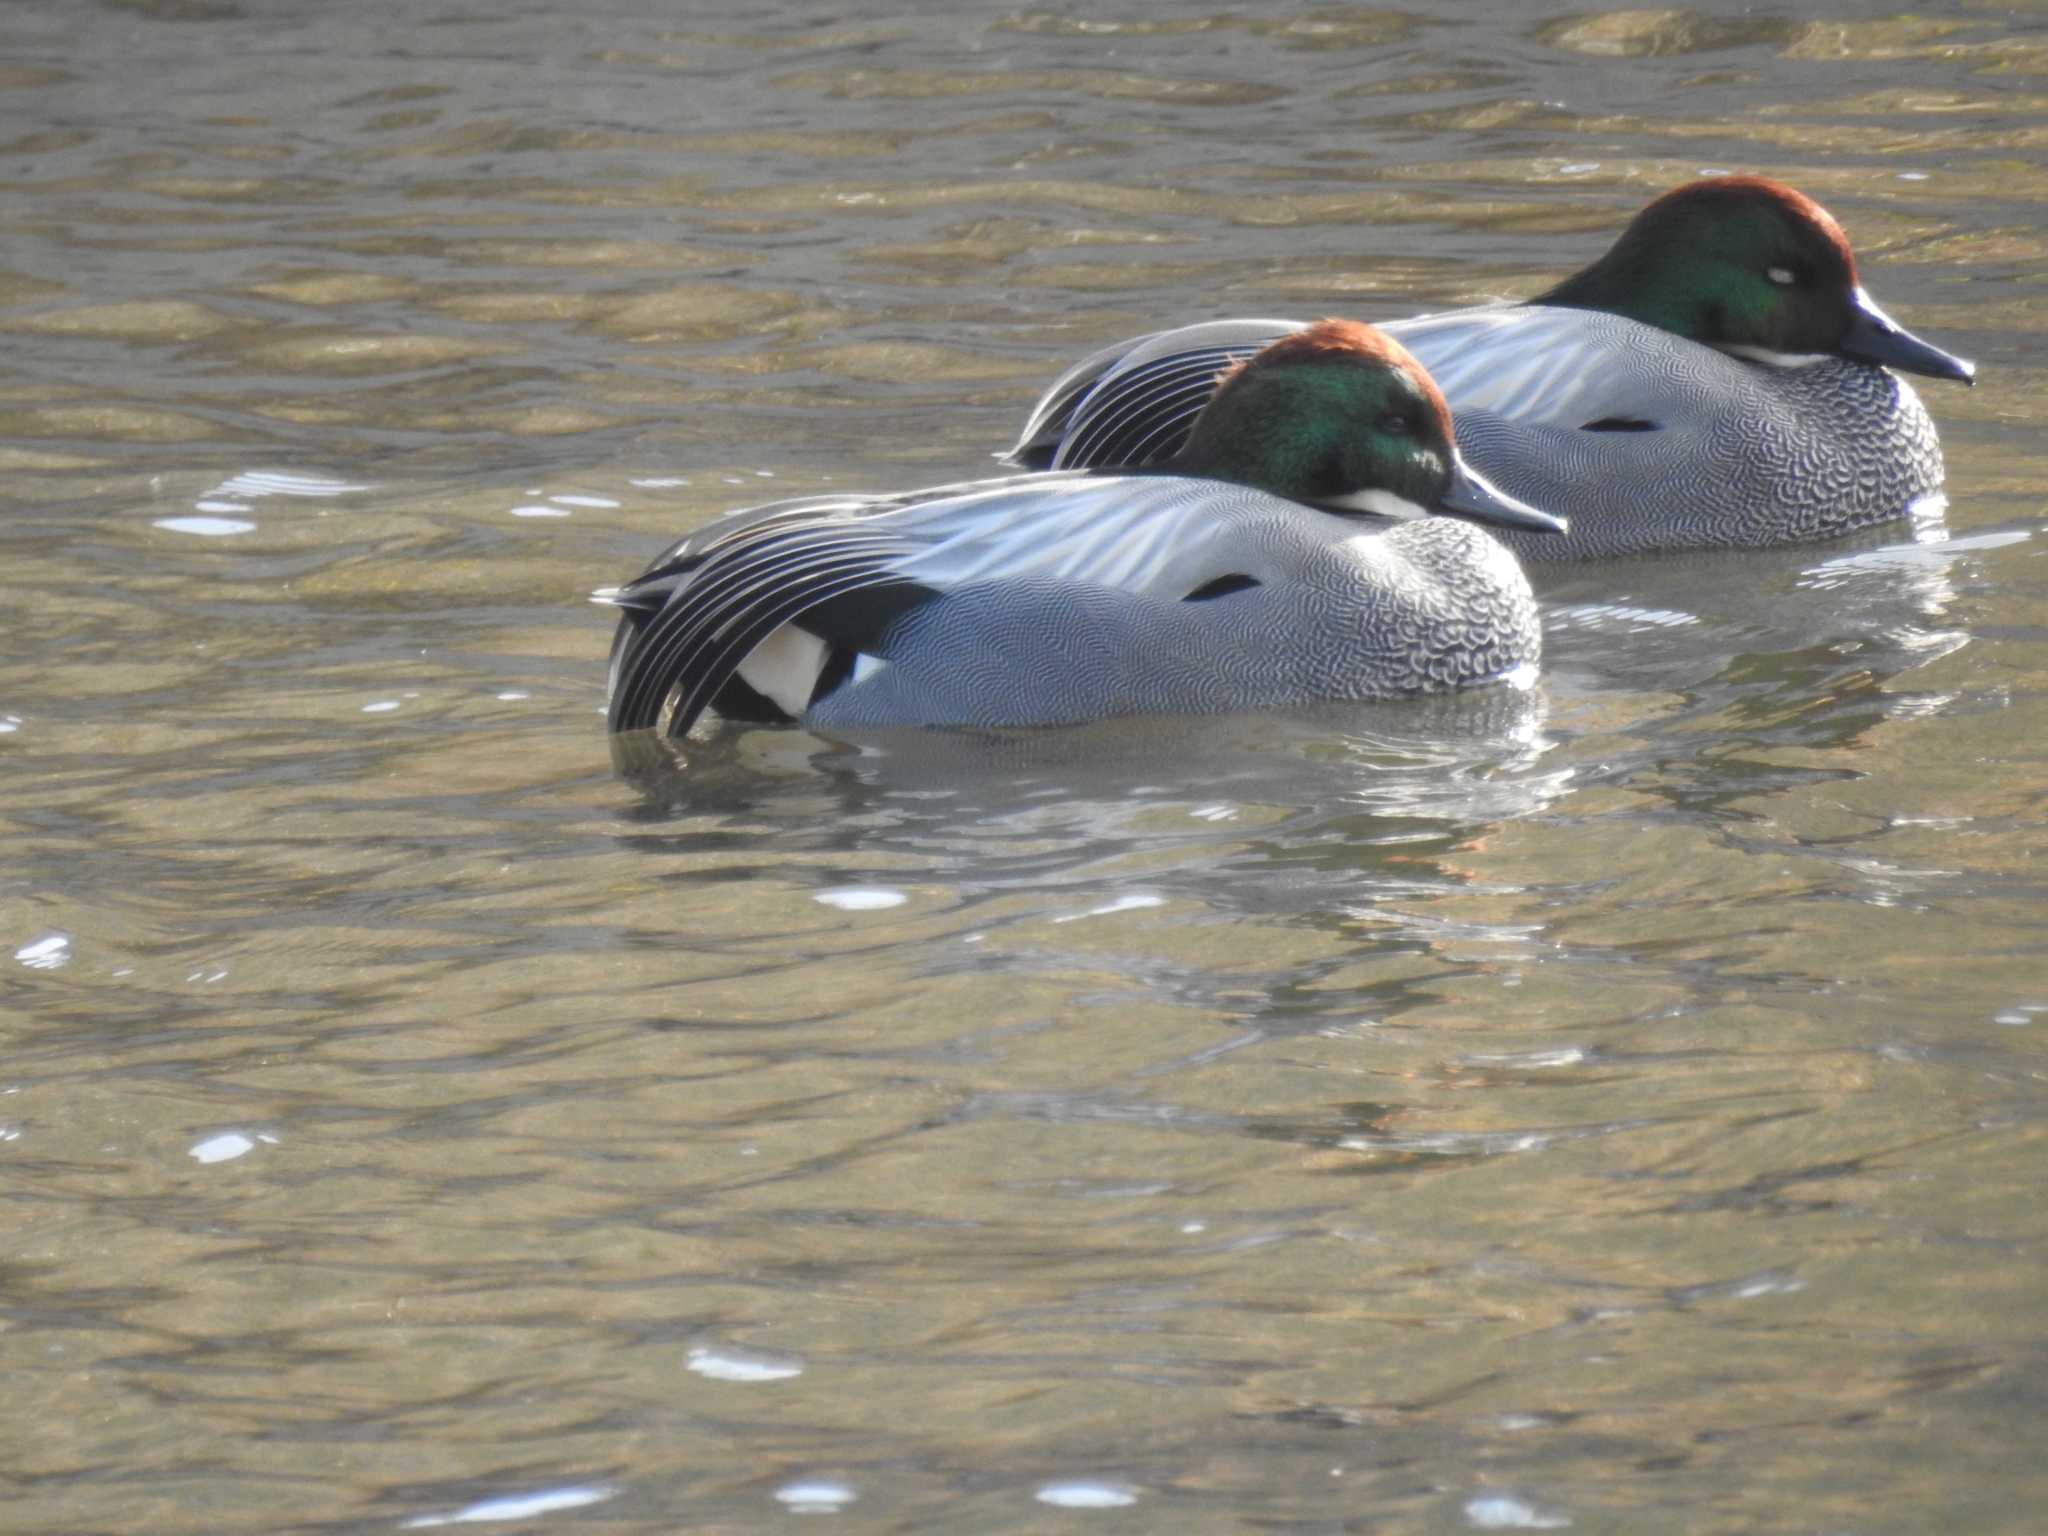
[
  {"xmin": 1008, "ymin": 308, "xmax": 1947, "ymax": 561},
  {"xmin": 602, "ymin": 472, "xmax": 1541, "ymax": 734}
]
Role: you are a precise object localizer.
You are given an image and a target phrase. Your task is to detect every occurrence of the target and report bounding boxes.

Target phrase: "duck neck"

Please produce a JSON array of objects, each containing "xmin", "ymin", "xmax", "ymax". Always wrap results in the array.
[{"xmin": 1535, "ymin": 250, "xmax": 1701, "ymax": 339}]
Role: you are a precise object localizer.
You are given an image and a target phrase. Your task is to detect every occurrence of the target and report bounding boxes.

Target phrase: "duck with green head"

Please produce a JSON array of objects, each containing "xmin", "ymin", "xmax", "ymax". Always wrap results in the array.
[
  {"xmin": 1539, "ymin": 175, "xmax": 1969, "ymax": 378},
  {"xmin": 601, "ymin": 320, "xmax": 1564, "ymax": 736},
  {"xmin": 1007, "ymin": 176, "xmax": 1975, "ymax": 558}
]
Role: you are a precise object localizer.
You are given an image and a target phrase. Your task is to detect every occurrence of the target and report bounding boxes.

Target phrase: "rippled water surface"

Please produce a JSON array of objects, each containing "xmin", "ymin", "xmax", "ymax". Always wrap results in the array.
[{"xmin": 5, "ymin": 2, "xmax": 2047, "ymax": 1531}]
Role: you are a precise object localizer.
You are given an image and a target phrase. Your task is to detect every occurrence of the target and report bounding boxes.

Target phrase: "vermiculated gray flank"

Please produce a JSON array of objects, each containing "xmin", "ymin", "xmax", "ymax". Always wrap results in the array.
[{"xmin": 805, "ymin": 497, "xmax": 1542, "ymax": 730}]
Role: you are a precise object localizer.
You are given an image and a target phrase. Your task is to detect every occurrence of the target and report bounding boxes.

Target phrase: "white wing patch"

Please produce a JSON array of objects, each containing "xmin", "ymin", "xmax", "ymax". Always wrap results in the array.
[{"xmin": 736, "ymin": 625, "xmax": 830, "ymax": 717}]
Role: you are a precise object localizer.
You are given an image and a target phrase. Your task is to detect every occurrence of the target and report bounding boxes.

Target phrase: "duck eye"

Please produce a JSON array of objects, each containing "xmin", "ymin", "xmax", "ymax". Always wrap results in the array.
[
  {"xmin": 1380, "ymin": 411, "xmax": 1413, "ymax": 436},
  {"xmin": 1766, "ymin": 265, "xmax": 1797, "ymax": 287}
]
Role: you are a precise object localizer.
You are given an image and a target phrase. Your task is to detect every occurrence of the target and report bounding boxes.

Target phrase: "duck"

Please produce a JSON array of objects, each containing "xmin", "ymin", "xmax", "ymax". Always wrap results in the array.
[
  {"xmin": 600, "ymin": 320, "xmax": 1566, "ymax": 736},
  {"xmin": 1005, "ymin": 176, "xmax": 1976, "ymax": 560}
]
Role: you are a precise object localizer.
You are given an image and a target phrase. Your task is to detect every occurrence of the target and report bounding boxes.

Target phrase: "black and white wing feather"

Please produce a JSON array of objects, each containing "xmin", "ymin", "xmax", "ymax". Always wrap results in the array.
[
  {"xmin": 600, "ymin": 472, "xmax": 1285, "ymax": 736},
  {"xmin": 1005, "ymin": 319, "xmax": 1300, "ymax": 471},
  {"xmin": 1005, "ymin": 307, "xmax": 1741, "ymax": 475},
  {"xmin": 601, "ymin": 491, "xmax": 932, "ymax": 735}
]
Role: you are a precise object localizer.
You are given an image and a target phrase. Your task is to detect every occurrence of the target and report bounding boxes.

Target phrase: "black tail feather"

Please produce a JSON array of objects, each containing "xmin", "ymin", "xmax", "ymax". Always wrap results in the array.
[
  {"xmin": 605, "ymin": 523, "xmax": 935, "ymax": 736},
  {"xmin": 609, "ymin": 530, "xmax": 895, "ymax": 731}
]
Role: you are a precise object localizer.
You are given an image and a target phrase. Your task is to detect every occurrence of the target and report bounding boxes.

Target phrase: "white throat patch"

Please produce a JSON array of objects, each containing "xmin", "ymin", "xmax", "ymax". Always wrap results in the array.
[
  {"xmin": 1318, "ymin": 488, "xmax": 1431, "ymax": 521},
  {"xmin": 1721, "ymin": 344, "xmax": 1831, "ymax": 369}
]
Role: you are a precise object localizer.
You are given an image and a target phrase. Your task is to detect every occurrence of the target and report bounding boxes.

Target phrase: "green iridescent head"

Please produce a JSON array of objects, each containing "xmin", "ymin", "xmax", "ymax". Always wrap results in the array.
[
  {"xmin": 1540, "ymin": 175, "xmax": 1973, "ymax": 382},
  {"xmin": 1175, "ymin": 319, "xmax": 1564, "ymax": 535}
]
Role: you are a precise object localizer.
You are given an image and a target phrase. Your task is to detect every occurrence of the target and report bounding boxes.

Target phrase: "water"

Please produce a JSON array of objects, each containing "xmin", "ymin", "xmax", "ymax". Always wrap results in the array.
[{"xmin": 4, "ymin": 2, "xmax": 2045, "ymax": 1530}]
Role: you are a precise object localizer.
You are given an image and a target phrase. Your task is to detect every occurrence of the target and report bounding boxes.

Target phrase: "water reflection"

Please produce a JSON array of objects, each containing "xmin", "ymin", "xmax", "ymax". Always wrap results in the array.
[
  {"xmin": 686, "ymin": 1342, "xmax": 805, "ymax": 1382},
  {"xmin": 614, "ymin": 680, "xmax": 1560, "ymax": 827},
  {"xmin": 1035, "ymin": 1479, "xmax": 1140, "ymax": 1509},
  {"xmin": 402, "ymin": 1484, "xmax": 616, "ymax": 1528},
  {"xmin": 775, "ymin": 1477, "xmax": 858, "ymax": 1512},
  {"xmin": 1536, "ymin": 517, "xmax": 2027, "ymax": 816},
  {"xmin": 1465, "ymin": 1491, "xmax": 1572, "ymax": 1529}
]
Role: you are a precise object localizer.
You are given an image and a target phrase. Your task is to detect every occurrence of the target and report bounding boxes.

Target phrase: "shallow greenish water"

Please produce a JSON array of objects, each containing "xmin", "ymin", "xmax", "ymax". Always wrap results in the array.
[{"xmin": 3, "ymin": 3, "xmax": 2045, "ymax": 1532}]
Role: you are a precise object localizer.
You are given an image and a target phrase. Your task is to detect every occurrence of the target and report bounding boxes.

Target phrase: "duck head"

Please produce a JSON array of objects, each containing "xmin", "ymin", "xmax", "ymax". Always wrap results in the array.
[
  {"xmin": 1538, "ymin": 175, "xmax": 1975, "ymax": 384},
  {"xmin": 1172, "ymin": 319, "xmax": 1567, "ymax": 536}
]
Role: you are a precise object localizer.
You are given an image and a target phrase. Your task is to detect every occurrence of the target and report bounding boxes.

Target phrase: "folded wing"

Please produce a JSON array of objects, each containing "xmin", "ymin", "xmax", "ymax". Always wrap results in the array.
[{"xmin": 602, "ymin": 473, "xmax": 1281, "ymax": 737}]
